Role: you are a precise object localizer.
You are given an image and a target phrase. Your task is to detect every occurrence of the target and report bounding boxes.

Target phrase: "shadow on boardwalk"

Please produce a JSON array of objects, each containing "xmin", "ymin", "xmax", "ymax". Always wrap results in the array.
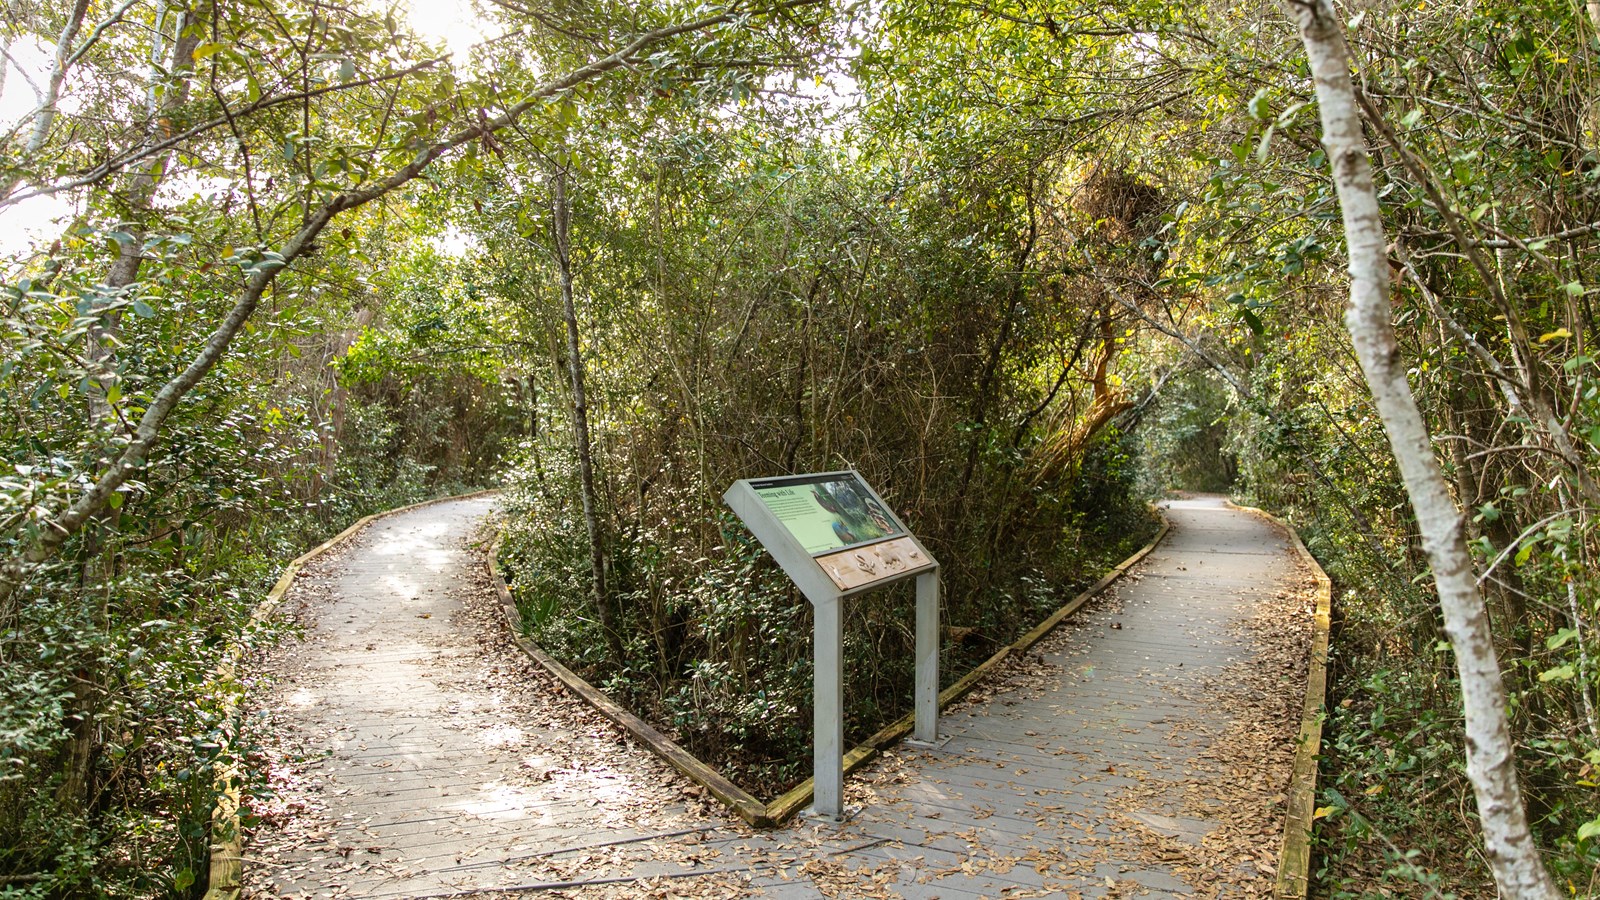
[{"xmin": 240, "ymin": 495, "xmax": 1315, "ymax": 899}]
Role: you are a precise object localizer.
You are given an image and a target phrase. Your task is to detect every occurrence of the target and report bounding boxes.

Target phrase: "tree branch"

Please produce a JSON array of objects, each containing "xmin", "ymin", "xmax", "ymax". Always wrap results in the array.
[
  {"xmin": 0, "ymin": 57, "xmax": 448, "ymax": 209},
  {"xmin": 0, "ymin": 0, "xmax": 818, "ymax": 616}
]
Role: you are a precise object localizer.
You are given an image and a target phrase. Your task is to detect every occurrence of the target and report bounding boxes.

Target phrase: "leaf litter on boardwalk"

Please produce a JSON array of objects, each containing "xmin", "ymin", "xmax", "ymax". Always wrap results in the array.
[
  {"xmin": 794, "ymin": 546, "xmax": 1318, "ymax": 898},
  {"xmin": 236, "ymin": 506, "xmax": 1318, "ymax": 899},
  {"xmin": 237, "ymin": 520, "xmax": 771, "ymax": 899}
]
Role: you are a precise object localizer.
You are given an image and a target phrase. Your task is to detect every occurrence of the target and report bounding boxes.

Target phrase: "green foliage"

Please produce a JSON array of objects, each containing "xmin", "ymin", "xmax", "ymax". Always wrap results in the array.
[
  {"xmin": 850, "ymin": 0, "xmax": 1600, "ymax": 887},
  {"xmin": 0, "ymin": 7, "xmax": 519, "ymax": 887},
  {"xmin": 486, "ymin": 94, "xmax": 1158, "ymax": 789},
  {"xmin": 1137, "ymin": 370, "xmax": 1238, "ymax": 494},
  {"xmin": 5, "ymin": 0, "xmax": 1595, "ymax": 890},
  {"xmin": 0, "ymin": 358, "xmax": 488, "ymax": 896}
]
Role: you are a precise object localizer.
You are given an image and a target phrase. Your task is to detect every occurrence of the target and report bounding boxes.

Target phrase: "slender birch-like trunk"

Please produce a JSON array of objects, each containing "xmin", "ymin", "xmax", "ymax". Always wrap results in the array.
[
  {"xmin": 1284, "ymin": 0, "xmax": 1560, "ymax": 895},
  {"xmin": 59, "ymin": 1, "xmax": 205, "ymax": 816},
  {"xmin": 0, "ymin": 36, "xmax": 11, "ymax": 105},
  {"xmin": 0, "ymin": 0, "xmax": 91, "ymax": 203},
  {"xmin": 551, "ymin": 165, "xmax": 622, "ymax": 661},
  {"xmin": 1589, "ymin": 2, "xmax": 1600, "ymax": 150},
  {"xmin": 93, "ymin": 2, "xmax": 203, "ymax": 416}
]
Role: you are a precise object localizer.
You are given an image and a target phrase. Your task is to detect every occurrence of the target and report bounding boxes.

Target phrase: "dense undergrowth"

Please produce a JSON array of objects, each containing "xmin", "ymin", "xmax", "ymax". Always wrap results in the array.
[
  {"xmin": 497, "ymin": 431, "xmax": 1156, "ymax": 794},
  {"xmin": 470, "ymin": 76, "xmax": 1170, "ymax": 794},
  {"xmin": 0, "ymin": 327, "xmax": 516, "ymax": 896}
]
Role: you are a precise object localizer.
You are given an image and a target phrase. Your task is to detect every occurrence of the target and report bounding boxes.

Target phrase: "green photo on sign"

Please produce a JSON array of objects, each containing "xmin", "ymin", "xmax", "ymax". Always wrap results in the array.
[{"xmin": 750, "ymin": 472, "xmax": 903, "ymax": 555}]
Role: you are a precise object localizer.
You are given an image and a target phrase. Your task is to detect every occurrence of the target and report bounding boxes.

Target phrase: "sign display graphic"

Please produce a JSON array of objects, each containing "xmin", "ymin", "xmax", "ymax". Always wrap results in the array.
[{"xmin": 750, "ymin": 472, "xmax": 903, "ymax": 555}]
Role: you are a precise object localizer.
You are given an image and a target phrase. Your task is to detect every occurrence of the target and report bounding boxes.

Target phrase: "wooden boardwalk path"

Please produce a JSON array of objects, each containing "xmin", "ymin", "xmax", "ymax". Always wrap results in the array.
[{"xmin": 240, "ymin": 495, "xmax": 1313, "ymax": 899}]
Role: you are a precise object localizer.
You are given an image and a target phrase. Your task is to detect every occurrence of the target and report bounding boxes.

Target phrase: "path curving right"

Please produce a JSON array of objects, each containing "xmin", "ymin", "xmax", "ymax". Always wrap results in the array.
[
  {"xmin": 740, "ymin": 495, "xmax": 1317, "ymax": 898},
  {"xmin": 240, "ymin": 495, "xmax": 1315, "ymax": 899}
]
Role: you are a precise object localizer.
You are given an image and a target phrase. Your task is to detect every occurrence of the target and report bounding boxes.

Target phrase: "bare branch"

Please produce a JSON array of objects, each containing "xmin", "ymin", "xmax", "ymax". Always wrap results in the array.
[
  {"xmin": 63, "ymin": 0, "xmax": 144, "ymax": 70},
  {"xmin": 0, "ymin": 55, "xmax": 448, "ymax": 209}
]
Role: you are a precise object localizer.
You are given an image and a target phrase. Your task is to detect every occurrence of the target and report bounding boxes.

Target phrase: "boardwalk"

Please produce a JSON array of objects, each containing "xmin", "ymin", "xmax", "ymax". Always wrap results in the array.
[
  {"xmin": 241, "ymin": 496, "xmax": 758, "ymax": 898},
  {"xmin": 758, "ymin": 496, "xmax": 1313, "ymax": 898},
  {"xmin": 241, "ymin": 496, "xmax": 1313, "ymax": 899}
]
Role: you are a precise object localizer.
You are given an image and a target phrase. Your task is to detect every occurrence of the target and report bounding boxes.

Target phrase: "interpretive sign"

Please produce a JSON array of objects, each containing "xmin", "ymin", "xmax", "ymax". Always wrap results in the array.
[
  {"xmin": 816, "ymin": 536, "xmax": 930, "ymax": 592},
  {"xmin": 734, "ymin": 472, "xmax": 934, "ymax": 597},
  {"xmin": 750, "ymin": 472, "xmax": 903, "ymax": 554},
  {"xmin": 724, "ymin": 471, "xmax": 941, "ymax": 821}
]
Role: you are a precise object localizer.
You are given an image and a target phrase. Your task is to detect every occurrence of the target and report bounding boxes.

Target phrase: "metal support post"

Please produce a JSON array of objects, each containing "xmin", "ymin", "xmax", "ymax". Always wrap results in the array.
[
  {"xmin": 812, "ymin": 594, "xmax": 844, "ymax": 819},
  {"xmin": 914, "ymin": 569, "xmax": 940, "ymax": 743}
]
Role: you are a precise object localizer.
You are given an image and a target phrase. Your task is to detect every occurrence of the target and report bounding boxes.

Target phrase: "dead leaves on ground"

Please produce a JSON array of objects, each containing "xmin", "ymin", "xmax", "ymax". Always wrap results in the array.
[{"xmin": 234, "ymin": 506, "xmax": 1321, "ymax": 900}]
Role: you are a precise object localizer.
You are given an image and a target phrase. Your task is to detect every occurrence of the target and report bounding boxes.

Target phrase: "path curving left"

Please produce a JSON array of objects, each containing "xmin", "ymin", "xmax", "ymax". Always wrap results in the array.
[{"xmin": 239, "ymin": 497, "xmax": 762, "ymax": 898}]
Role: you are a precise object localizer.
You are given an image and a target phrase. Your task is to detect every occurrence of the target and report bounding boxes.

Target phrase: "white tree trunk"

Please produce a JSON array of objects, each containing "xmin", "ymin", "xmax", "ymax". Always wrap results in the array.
[
  {"xmin": 0, "ymin": 36, "xmax": 11, "ymax": 103},
  {"xmin": 0, "ymin": 0, "xmax": 91, "ymax": 202},
  {"xmin": 1283, "ymin": 1, "xmax": 1560, "ymax": 896}
]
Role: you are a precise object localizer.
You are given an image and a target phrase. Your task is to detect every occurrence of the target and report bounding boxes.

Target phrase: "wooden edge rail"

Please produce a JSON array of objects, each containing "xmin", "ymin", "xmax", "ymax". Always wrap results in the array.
[
  {"xmin": 201, "ymin": 488, "xmax": 501, "ymax": 900},
  {"xmin": 1227, "ymin": 502, "xmax": 1333, "ymax": 900},
  {"xmin": 487, "ymin": 511, "xmax": 1171, "ymax": 828}
]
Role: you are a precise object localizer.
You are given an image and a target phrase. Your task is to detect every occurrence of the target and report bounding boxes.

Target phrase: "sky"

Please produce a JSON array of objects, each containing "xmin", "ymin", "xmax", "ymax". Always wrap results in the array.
[
  {"xmin": 0, "ymin": 1, "xmax": 855, "ymax": 265},
  {"xmin": 403, "ymin": 0, "xmax": 488, "ymax": 61}
]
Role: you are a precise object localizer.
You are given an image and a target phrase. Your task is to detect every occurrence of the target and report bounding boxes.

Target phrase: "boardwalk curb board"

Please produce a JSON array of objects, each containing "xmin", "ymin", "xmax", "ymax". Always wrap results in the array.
[
  {"xmin": 200, "ymin": 488, "xmax": 500, "ymax": 900},
  {"xmin": 486, "ymin": 511, "xmax": 1170, "ymax": 828},
  {"xmin": 1229, "ymin": 502, "xmax": 1333, "ymax": 900}
]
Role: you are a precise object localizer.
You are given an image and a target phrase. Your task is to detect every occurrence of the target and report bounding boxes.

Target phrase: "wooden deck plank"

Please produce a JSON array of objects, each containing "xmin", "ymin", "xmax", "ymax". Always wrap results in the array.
[{"xmin": 800, "ymin": 496, "xmax": 1308, "ymax": 899}]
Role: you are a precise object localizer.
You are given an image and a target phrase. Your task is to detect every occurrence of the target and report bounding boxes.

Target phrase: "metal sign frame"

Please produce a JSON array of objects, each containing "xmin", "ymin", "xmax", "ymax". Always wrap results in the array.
[{"xmin": 724, "ymin": 470, "xmax": 940, "ymax": 820}]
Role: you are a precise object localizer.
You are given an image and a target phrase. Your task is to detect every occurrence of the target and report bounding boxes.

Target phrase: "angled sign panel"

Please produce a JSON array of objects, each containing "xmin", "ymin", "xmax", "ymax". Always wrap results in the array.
[{"xmin": 727, "ymin": 471, "xmax": 936, "ymax": 601}]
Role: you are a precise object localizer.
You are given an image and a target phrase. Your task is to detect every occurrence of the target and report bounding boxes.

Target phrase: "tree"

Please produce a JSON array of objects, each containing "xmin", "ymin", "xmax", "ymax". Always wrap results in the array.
[
  {"xmin": 0, "ymin": 0, "xmax": 812, "ymax": 616},
  {"xmin": 549, "ymin": 159, "xmax": 623, "ymax": 659},
  {"xmin": 0, "ymin": 1, "xmax": 824, "ymax": 889},
  {"xmin": 1284, "ymin": 0, "xmax": 1560, "ymax": 894},
  {"xmin": 858, "ymin": 0, "xmax": 1599, "ymax": 886}
]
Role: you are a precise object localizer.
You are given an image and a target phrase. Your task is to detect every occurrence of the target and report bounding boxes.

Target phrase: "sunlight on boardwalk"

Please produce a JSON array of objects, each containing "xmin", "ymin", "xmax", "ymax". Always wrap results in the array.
[
  {"xmin": 242, "ymin": 497, "xmax": 761, "ymax": 898},
  {"xmin": 239, "ymin": 495, "xmax": 1313, "ymax": 899}
]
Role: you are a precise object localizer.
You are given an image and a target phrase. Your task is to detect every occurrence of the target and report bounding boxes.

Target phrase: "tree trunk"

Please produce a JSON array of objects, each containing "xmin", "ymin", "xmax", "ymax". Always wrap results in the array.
[
  {"xmin": 57, "ymin": 1, "xmax": 206, "ymax": 819},
  {"xmin": 1587, "ymin": 3, "xmax": 1600, "ymax": 153},
  {"xmin": 90, "ymin": 0, "xmax": 203, "ymax": 412},
  {"xmin": 0, "ymin": 0, "xmax": 91, "ymax": 202},
  {"xmin": 1284, "ymin": 0, "xmax": 1560, "ymax": 895},
  {"xmin": 0, "ymin": 3, "xmax": 754, "ymax": 620},
  {"xmin": 551, "ymin": 164, "xmax": 622, "ymax": 661}
]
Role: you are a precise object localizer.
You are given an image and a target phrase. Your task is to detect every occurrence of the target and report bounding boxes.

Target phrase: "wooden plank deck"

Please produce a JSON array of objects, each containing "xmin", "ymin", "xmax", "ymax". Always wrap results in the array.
[
  {"xmin": 750, "ymin": 496, "xmax": 1310, "ymax": 898},
  {"xmin": 240, "ymin": 495, "xmax": 1313, "ymax": 899},
  {"xmin": 240, "ymin": 497, "xmax": 769, "ymax": 899}
]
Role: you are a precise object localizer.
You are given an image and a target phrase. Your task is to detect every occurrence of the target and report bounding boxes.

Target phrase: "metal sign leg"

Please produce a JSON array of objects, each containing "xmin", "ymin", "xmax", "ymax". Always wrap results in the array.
[
  {"xmin": 914, "ymin": 570, "xmax": 940, "ymax": 743},
  {"xmin": 813, "ymin": 595, "xmax": 844, "ymax": 820}
]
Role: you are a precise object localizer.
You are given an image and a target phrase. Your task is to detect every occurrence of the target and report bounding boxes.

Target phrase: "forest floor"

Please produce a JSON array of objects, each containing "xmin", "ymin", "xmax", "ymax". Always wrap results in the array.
[{"xmin": 236, "ymin": 495, "xmax": 1317, "ymax": 899}]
